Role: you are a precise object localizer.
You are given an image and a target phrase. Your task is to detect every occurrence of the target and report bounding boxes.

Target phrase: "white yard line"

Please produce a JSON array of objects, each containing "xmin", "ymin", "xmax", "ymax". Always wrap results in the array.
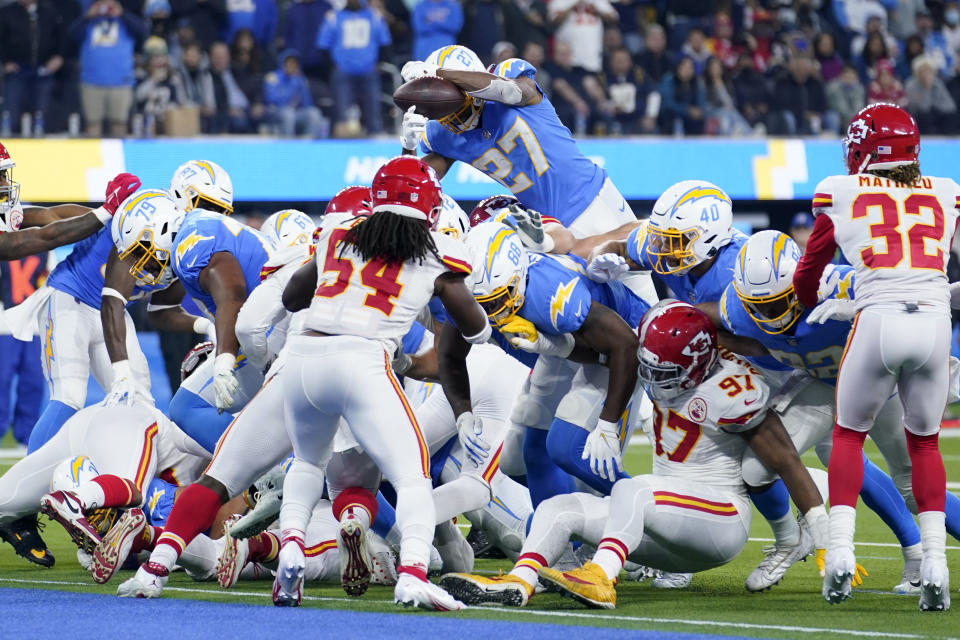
[{"xmin": 749, "ymin": 537, "xmax": 960, "ymax": 551}]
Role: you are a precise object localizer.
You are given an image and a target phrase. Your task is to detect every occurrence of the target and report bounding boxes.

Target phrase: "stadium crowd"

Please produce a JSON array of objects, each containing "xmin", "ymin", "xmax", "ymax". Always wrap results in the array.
[{"xmin": 2, "ymin": 0, "xmax": 960, "ymax": 138}]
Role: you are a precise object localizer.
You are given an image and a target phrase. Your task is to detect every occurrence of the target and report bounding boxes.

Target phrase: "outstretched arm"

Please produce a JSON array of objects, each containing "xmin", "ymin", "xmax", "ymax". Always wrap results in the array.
[
  {"xmin": 21, "ymin": 204, "xmax": 92, "ymax": 227},
  {"xmin": 0, "ymin": 211, "xmax": 106, "ymax": 260},
  {"xmin": 436, "ymin": 69, "xmax": 541, "ymax": 107}
]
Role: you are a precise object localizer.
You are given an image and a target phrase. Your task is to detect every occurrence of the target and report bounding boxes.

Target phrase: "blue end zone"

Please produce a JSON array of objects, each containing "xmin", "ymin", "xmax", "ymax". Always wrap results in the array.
[{"xmin": 0, "ymin": 588, "xmax": 760, "ymax": 640}]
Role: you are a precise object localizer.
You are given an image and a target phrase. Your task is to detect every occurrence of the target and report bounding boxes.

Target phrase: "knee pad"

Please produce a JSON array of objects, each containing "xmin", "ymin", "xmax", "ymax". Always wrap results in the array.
[{"xmin": 741, "ymin": 450, "xmax": 778, "ymax": 488}]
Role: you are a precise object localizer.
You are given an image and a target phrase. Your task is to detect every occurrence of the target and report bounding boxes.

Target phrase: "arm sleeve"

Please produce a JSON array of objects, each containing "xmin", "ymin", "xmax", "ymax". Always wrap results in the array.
[
  {"xmin": 793, "ymin": 213, "xmax": 837, "ymax": 309},
  {"xmin": 235, "ymin": 276, "xmax": 288, "ymax": 369}
]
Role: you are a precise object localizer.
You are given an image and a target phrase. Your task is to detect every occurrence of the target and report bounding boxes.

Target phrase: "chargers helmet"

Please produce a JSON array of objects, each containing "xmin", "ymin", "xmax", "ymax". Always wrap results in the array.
[
  {"xmin": 464, "ymin": 221, "xmax": 528, "ymax": 326},
  {"xmin": 262, "ymin": 209, "xmax": 316, "ymax": 249},
  {"xmin": 112, "ymin": 188, "xmax": 184, "ymax": 285},
  {"xmin": 637, "ymin": 300, "xmax": 719, "ymax": 401},
  {"xmin": 425, "ymin": 45, "xmax": 486, "ymax": 133},
  {"xmin": 733, "ymin": 230, "xmax": 803, "ymax": 335},
  {"xmin": 371, "ymin": 156, "xmax": 443, "ymax": 225},
  {"xmin": 646, "ymin": 180, "xmax": 733, "ymax": 275},
  {"xmin": 469, "ymin": 194, "xmax": 519, "ymax": 228},
  {"xmin": 50, "ymin": 456, "xmax": 99, "ymax": 492},
  {"xmin": 0, "ymin": 142, "xmax": 22, "ymax": 232},
  {"xmin": 325, "ymin": 185, "xmax": 372, "ymax": 217},
  {"xmin": 435, "ymin": 194, "xmax": 470, "ymax": 239},
  {"xmin": 169, "ymin": 159, "xmax": 234, "ymax": 215},
  {"xmin": 843, "ymin": 103, "xmax": 920, "ymax": 175}
]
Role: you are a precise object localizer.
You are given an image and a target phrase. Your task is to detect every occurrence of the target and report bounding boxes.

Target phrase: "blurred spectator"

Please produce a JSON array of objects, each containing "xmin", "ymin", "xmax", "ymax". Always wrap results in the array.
[
  {"xmin": 491, "ymin": 41, "xmax": 518, "ymax": 67},
  {"xmin": 548, "ymin": 0, "xmax": 618, "ymax": 73},
  {"xmin": 814, "ymin": 32, "xmax": 844, "ymax": 83},
  {"xmin": 168, "ymin": 20, "xmax": 197, "ymax": 67},
  {"xmin": 710, "ymin": 11, "xmax": 740, "ymax": 70},
  {"xmin": 170, "ymin": 0, "xmax": 227, "ymax": 48},
  {"xmin": 411, "ymin": 0, "xmax": 463, "ymax": 62},
  {"xmin": 732, "ymin": 52, "xmax": 769, "ymax": 131},
  {"xmin": 867, "ymin": 59, "xmax": 905, "ymax": 105},
  {"xmin": 915, "ymin": 9, "xmax": 954, "ymax": 76},
  {"xmin": 945, "ymin": 2, "xmax": 960, "ymax": 55},
  {"xmin": 231, "ymin": 28, "xmax": 265, "ymax": 104},
  {"xmin": 177, "ymin": 42, "xmax": 209, "ymax": 105},
  {"xmin": 637, "ymin": 23, "xmax": 670, "ymax": 83},
  {"xmin": 905, "ymin": 55, "xmax": 957, "ymax": 134},
  {"xmin": 263, "ymin": 49, "xmax": 325, "ymax": 136},
  {"xmin": 146, "ymin": 0, "xmax": 173, "ymax": 39},
  {"xmin": 681, "ymin": 27, "xmax": 711, "ymax": 75},
  {"xmin": 70, "ymin": 0, "xmax": 146, "ymax": 137},
  {"xmin": 826, "ymin": 65, "xmax": 865, "ymax": 133},
  {"xmin": 377, "ymin": 0, "xmax": 412, "ymax": 64},
  {"xmin": 0, "ymin": 0, "xmax": 64, "ymax": 135},
  {"xmin": 282, "ymin": 0, "xmax": 331, "ymax": 79},
  {"xmin": 135, "ymin": 47, "xmax": 189, "ymax": 134},
  {"xmin": 204, "ymin": 41, "xmax": 250, "ymax": 132},
  {"xmin": 503, "ymin": 0, "xmax": 551, "ymax": 52},
  {"xmin": 462, "ymin": 0, "xmax": 506, "ymax": 64},
  {"xmin": 769, "ymin": 56, "xmax": 836, "ymax": 135},
  {"xmin": 789, "ymin": 211, "xmax": 814, "ymax": 252},
  {"xmin": 658, "ymin": 56, "xmax": 705, "ymax": 136},
  {"xmin": 544, "ymin": 40, "xmax": 593, "ymax": 133},
  {"xmin": 850, "ymin": 16, "xmax": 897, "ymax": 60},
  {"xmin": 223, "ymin": 0, "xmax": 276, "ymax": 51},
  {"xmin": 897, "ymin": 34, "xmax": 925, "ymax": 80},
  {"xmin": 889, "ymin": 0, "xmax": 925, "ymax": 41},
  {"xmin": 703, "ymin": 56, "xmax": 750, "ymax": 135},
  {"xmin": 521, "ymin": 41, "xmax": 551, "ymax": 91},
  {"xmin": 835, "ymin": 0, "xmax": 888, "ymax": 35},
  {"xmin": 602, "ymin": 47, "xmax": 656, "ymax": 134},
  {"xmin": 316, "ymin": 0, "xmax": 391, "ymax": 135},
  {"xmin": 856, "ymin": 31, "xmax": 891, "ymax": 82}
]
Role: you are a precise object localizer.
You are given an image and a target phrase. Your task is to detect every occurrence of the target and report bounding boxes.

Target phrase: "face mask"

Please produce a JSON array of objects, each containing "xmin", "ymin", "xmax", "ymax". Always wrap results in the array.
[{"xmin": 948, "ymin": 9, "xmax": 960, "ymax": 25}]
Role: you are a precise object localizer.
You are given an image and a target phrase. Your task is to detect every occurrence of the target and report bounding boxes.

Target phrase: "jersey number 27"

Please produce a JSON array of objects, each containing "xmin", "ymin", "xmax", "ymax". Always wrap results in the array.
[{"xmin": 314, "ymin": 228, "xmax": 403, "ymax": 316}]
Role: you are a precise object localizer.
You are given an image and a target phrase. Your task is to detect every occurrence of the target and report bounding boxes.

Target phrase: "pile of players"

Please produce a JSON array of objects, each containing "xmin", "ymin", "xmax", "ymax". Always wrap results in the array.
[{"xmin": 0, "ymin": 44, "xmax": 956, "ymax": 613}]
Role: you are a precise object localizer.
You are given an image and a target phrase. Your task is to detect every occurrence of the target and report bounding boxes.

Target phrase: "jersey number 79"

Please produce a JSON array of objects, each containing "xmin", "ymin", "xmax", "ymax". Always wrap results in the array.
[{"xmin": 314, "ymin": 228, "xmax": 403, "ymax": 316}]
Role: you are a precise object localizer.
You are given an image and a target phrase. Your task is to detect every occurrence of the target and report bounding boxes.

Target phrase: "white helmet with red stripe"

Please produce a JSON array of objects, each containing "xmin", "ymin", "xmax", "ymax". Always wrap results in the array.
[{"xmin": 0, "ymin": 142, "xmax": 23, "ymax": 232}]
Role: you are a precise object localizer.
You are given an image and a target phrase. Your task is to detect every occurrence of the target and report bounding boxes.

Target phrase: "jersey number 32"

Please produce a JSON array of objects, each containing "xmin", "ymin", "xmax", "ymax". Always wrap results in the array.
[{"xmin": 852, "ymin": 193, "xmax": 948, "ymax": 270}]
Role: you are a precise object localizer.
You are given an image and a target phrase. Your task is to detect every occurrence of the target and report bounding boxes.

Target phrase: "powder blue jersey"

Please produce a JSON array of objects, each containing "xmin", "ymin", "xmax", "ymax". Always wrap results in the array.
[
  {"xmin": 420, "ymin": 58, "xmax": 606, "ymax": 225},
  {"xmin": 171, "ymin": 210, "xmax": 273, "ymax": 319},
  {"xmin": 719, "ymin": 263, "xmax": 856, "ymax": 386},
  {"xmin": 46, "ymin": 227, "xmax": 169, "ymax": 309}
]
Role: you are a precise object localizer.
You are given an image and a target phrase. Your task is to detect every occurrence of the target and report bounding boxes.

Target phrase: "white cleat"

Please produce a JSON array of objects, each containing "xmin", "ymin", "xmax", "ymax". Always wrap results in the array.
[
  {"xmin": 77, "ymin": 548, "xmax": 94, "ymax": 571},
  {"xmin": 745, "ymin": 526, "xmax": 813, "ymax": 592},
  {"xmin": 822, "ymin": 546, "xmax": 856, "ymax": 605},
  {"xmin": 92, "ymin": 508, "xmax": 146, "ymax": 584},
  {"xmin": 651, "ymin": 572, "xmax": 693, "ymax": 589},
  {"xmin": 368, "ymin": 534, "xmax": 398, "ymax": 586},
  {"xmin": 39, "ymin": 490, "xmax": 101, "ymax": 554},
  {"xmin": 893, "ymin": 564, "xmax": 921, "ymax": 595},
  {"xmin": 919, "ymin": 558, "xmax": 951, "ymax": 612},
  {"xmin": 274, "ymin": 542, "xmax": 305, "ymax": 607},
  {"xmin": 229, "ymin": 471, "xmax": 284, "ymax": 539},
  {"xmin": 216, "ymin": 515, "xmax": 250, "ymax": 589},
  {"xmin": 394, "ymin": 572, "xmax": 465, "ymax": 611},
  {"xmin": 117, "ymin": 562, "xmax": 168, "ymax": 598},
  {"xmin": 337, "ymin": 514, "xmax": 372, "ymax": 597}
]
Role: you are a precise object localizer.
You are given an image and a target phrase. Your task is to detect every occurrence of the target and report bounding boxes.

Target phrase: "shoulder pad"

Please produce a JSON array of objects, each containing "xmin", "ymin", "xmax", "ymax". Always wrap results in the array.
[{"xmin": 433, "ymin": 232, "xmax": 472, "ymax": 275}]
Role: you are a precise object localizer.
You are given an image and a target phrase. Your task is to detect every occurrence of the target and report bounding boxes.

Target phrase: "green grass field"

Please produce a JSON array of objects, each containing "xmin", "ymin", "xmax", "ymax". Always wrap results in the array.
[{"xmin": 1, "ymin": 435, "xmax": 958, "ymax": 639}]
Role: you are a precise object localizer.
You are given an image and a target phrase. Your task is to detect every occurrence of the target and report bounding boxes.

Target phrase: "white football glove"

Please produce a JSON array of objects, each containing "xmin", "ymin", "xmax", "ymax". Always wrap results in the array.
[
  {"xmin": 401, "ymin": 60, "xmax": 439, "ymax": 83},
  {"xmin": 587, "ymin": 253, "xmax": 629, "ymax": 283},
  {"xmin": 193, "ymin": 316, "xmax": 217, "ymax": 345},
  {"xmin": 103, "ymin": 360, "xmax": 140, "ymax": 407},
  {"xmin": 392, "ymin": 350, "xmax": 413, "ymax": 376},
  {"xmin": 806, "ymin": 298, "xmax": 856, "ymax": 324},
  {"xmin": 212, "ymin": 353, "xmax": 240, "ymax": 411},
  {"xmin": 456, "ymin": 411, "xmax": 491, "ymax": 468},
  {"xmin": 508, "ymin": 330, "xmax": 575, "ymax": 358},
  {"xmin": 400, "ymin": 106, "xmax": 428, "ymax": 151},
  {"xmin": 497, "ymin": 204, "xmax": 553, "ymax": 252},
  {"xmin": 582, "ymin": 419, "xmax": 623, "ymax": 481}
]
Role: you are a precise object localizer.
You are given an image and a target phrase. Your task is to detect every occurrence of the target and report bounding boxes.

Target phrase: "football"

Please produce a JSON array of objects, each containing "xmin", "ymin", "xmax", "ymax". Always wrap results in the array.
[{"xmin": 393, "ymin": 76, "xmax": 466, "ymax": 120}]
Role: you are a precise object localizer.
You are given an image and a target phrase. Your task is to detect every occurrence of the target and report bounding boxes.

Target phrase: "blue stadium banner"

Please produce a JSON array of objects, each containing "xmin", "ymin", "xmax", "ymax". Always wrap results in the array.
[{"xmin": 7, "ymin": 138, "xmax": 960, "ymax": 204}]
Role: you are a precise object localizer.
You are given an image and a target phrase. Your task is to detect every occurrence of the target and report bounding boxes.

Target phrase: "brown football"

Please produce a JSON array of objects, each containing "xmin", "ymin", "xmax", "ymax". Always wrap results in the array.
[{"xmin": 393, "ymin": 76, "xmax": 466, "ymax": 120}]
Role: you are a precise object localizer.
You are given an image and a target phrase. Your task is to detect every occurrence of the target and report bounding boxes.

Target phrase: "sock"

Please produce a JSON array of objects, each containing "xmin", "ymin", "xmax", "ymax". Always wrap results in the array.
[
  {"xmin": 918, "ymin": 511, "xmax": 947, "ymax": 562},
  {"xmin": 371, "ymin": 491, "xmax": 398, "ymax": 543},
  {"xmin": 75, "ymin": 475, "xmax": 139, "ymax": 510},
  {"xmin": 278, "ymin": 459, "xmax": 324, "ymax": 536},
  {"xmin": 545, "ymin": 419, "xmax": 630, "ymax": 496},
  {"xmin": 510, "ymin": 551, "xmax": 546, "ymax": 588},
  {"xmin": 860, "ymin": 455, "xmax": 921, "ymax": 547},
  {"xmin": 168, "ymin": 388, "xmax": 234, "ymax": 454},
  {"xmin": 281, "ymin": 528, "xmax": 305, "ymax": 550},
  {"xmin": 26, "ymin": 400, "xmax": 77, "ymax": 453},
  {"xmin": 828, "ymin": 424, "xmax": 868, "ymax": 509},
  {"xmin": 593, "ymin": 538, "xmax": 628, "ymax": 581},
  {"xmin": 523, "ymin": 427, "xmax": 575, "ymax": 507},
  {"xmin": 332, "ymin": 487, "xmax": 377, "ymax": 529},
  {"xmin": 944, "ymin": 491, "xmax": 960, "ymax": 540},
  {"xmin": 829, "ymin": 504, "xmax": 857, "ymax": 550},
  {"xmin": 151, "ymin": 483, "xmax": 224, "ymax": 571},
  {"xmin": 749, "ymin": 479, "xmax": 791, "ymax": 520},
  {"xmin": 132, "ymin": 525, "xmax": 162, "ymax": 553},
  {"xmin": 904, "ymin": 431, "xmax": 946, "ymax": 513},
  {"xmin": 901, "ymin": 542, "xmax": 922, "ymax": 578},
  {"xmin": 248, "ymin": 531, "xmax": 280, "ymax": 563},
  {"xmin": 394, "ymin": 479, "xmax": 435, "ymax": 570}
]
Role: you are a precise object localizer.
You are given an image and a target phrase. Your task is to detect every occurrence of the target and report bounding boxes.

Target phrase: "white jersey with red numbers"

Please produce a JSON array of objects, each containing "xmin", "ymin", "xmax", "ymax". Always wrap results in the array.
[
  {"xmin": 304, "ymin": 212, "xmax": 472, "ymax": 344},
  {"xmin": 649, "ymin": 349, "xmax": 770, "ymax": 496},
  {"xmin": 812, "ymin": 174, "xmax": 960, "ymax": 311}
]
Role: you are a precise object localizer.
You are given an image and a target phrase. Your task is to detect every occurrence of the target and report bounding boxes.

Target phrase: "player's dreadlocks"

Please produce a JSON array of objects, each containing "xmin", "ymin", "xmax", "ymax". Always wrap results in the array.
[
  {"xmin": 870, "ymin": 162, "xmax": 921, "ymax": 187},
  {"xmin": 340, "ymin": 210, "xmax": 442, "ymax": 265}
]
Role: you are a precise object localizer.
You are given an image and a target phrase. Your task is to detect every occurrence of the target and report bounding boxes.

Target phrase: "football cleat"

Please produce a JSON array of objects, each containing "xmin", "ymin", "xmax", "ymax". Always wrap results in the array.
[
  {"xmin": 368, "ymin": 533, "xmax": 398, "ymax": 586},
  {"xmin": 893, "ymin": 562, "xmax": 922, "ymax": 595},
  {"xmin": 0, "ymin": 514, "xmax": 54, "ymax": 567},
  {"xmin": 77, "ymin": 548, "xmax": 93, "ymax": 571},
  {"xmin": 745, "ymin": 526, "xmax": 813, "ymax": 592},
  {"xmin": 92, "ymin": 508, "xmax": 146, "ymax": 584},
  {"xmin": 394, "ymin": 572, "xmax": 465, "ymax": 611},
  {"xmin": 229, "ymin": 471, "xmax": 284, "ymax": 539},
  {"xmin": 438, "ymin": 572, "xmax": 533, "ymax": 607},
  {"xmin": 538, "ymin": 562, "xmax": 617, "ymax": 609},
  {"xmin": 651, "ymin": 571, "xmax": 693, "ymax": 589},
  {"xmin": 40, "ymin": 490, "xmax": 101, "ymax": 554},
  {"xmin": 216, "ymin": 515, "xmax": 250, "ymax": 589},
  {"xmin": 274, "ymin": 541, "xmax": 305, "ymax": 607},
  {"xmin": 466, "ymin": 526, "xmax": 504, "ymax": 558},
  {"xmin": 337, "ymin": 514, "xmax": 372, "ymax": 596},
  {"xmin": 117, "ymin": 562, "xmax": 169, "ymax": 598},
  {"xmin": 919, "ymin": 557, "xmax": 951, "ymax": 612},
  {"xmin": 822, "ymin": 546, "xmax": 856, "ymax": 605}
]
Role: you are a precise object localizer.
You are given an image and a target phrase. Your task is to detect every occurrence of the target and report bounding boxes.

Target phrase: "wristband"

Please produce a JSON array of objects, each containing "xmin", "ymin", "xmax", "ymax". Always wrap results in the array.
[
  {"xmin": 102, "ymin": 287, "xmax": 127, "ymax": 303},
  {"xmin": 112, "ymin": 359, "xmax": 131, "ymax": 379},
  {"xmin": 462, "ymin": 322, "xmax": 492, "ymax": 345},
  {"xmin": 193, "ymin": 316, "xmax": 214, "ymax": 335},
  {"xmin": 214, "ymin": 353, "xmax": 236, "ymax": 375},
  {"xmin": 541, "ymin": 233, "xmax": 555, "ymax": 253},
  {"xmin": 91, "ymin": 206, "xmax": 112, "ymax": 225}
]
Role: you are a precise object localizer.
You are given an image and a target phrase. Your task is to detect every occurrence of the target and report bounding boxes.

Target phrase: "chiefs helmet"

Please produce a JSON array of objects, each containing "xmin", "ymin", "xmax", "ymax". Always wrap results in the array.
[
  {"xmin": 843, "ymin": 103, "xmax": 920, "ymax": 175},
  {"xmin": 637, "ymin": 300, "xmax": 719, "ymax": 401},
  {"xmin": 371, "ymin": 156, "xmax": 443, "ymax": 225},
  {"xmin": 181, "ymin": 341, "xmax": 215, "ymax": 382},
  {"xmin": 0, "ymin": 142, "xmax": 22, "ymax": 232},
  {"xmin": 325, "ymin": 185, "xmax": 372, "ymax": 217},
  {"xmin": 469, "ymin": 194, "xmax": 519, "ymax": 228}
]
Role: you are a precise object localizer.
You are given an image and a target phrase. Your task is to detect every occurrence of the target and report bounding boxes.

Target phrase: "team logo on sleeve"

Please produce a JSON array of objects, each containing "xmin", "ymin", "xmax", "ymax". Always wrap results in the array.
[
  {"xmin": 687, "ymin": 397, "xmax": 708, "ymax": 423},
  {"xmin": 174, "ymin": 231, "xmax": 214, "ymax": 264},
  {"xmin": 549, "ymin": 278, "xmax": 578, "ymax": 329}
]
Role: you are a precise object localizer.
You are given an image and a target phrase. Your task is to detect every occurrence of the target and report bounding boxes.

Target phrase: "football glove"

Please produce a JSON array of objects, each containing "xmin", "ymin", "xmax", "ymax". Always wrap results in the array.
[
  {"xmin": 499, "ymin": 315, "xmax": 538, "ymax": 341},
  {"xmin": 508, "ymin": 330, "xmax": 575, "ymax": 358},
  {"xmin": 582, "ymin": 419, "xmax": 623, "ymax": 481},
  {"xmin": 806, "ymin": 298, "xmax": 856, "ymax": 324},
  {"xmin": 212, "ymin": 353, "xmax": 240, "ymax": 410},
  {"xmin": 400, "ymin": 106, "xmax": 428, "ymax": 151},
  {"xmin": 103, "ymin": 360, "xmax": 141, "ymax": 407},
  {"xmin": 104, "ymin": 172, "xmax": 141, "ymax": 215},
  {"xmin": 587, "ymin": 253, "xmax": 629, "ymax": 283},
  {"xmin": 193, "ymin": 316, "xmax": 216, "ymax": 344},
  {"xmin": 401, "ymin": 60, "xmax": 439, "ymax": 83},
  {"xmin": 496, "ymin": 205, "xmax": 553, "ymax": 253},
  {"xmin": 392, "ymin": 350, "xmax": 413, "ymax": 376},
  {"xmin": 456, "ymin": 411, "xmax": 491, "ymax": 468}
]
